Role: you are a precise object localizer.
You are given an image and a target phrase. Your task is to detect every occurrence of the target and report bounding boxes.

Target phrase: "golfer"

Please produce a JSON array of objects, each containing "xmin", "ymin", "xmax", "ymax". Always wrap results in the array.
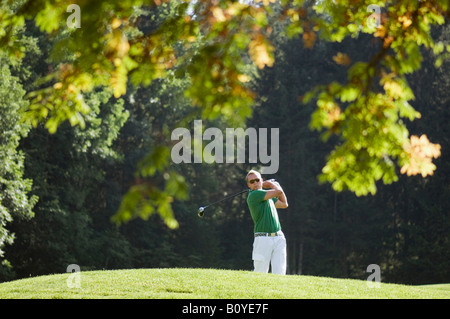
[{"xmin": 246, "ymin": 170, "xmax": 288, "ymax": 275}]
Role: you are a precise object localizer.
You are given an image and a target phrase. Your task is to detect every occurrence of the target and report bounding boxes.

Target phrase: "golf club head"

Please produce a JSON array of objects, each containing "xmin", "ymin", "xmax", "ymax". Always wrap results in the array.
[{"xmin": 198, "ymin": 206, "xmax": 205, "ymax": 217}]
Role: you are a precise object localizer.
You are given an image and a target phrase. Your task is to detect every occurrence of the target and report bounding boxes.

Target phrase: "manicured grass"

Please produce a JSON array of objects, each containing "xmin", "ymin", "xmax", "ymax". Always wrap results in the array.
[
  {"xmin": 0, "ymin": 268, "xmax": 448, "ymax": 299},
  {"xmin": 418, "ymin": 283, "xmax": 450, "ymax": 292}
]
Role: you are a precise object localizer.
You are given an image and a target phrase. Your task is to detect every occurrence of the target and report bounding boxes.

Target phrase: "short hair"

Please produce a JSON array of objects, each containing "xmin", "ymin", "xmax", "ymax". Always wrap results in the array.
[{"xmin": 246, "ymin": 169, "xmax": 261, "ymax": 181}]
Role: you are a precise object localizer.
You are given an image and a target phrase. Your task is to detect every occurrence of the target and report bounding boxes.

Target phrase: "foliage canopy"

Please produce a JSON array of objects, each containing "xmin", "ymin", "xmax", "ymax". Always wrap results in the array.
[{"xmin": 0, "ymin": 0, "xmax": 448, "ymax": 227}]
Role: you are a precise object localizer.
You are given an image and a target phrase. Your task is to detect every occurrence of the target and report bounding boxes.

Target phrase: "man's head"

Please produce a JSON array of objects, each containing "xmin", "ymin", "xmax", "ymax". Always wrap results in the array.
[{"xmin": 246, "ymin": 169, "xmax": 262, "ymax": 191}]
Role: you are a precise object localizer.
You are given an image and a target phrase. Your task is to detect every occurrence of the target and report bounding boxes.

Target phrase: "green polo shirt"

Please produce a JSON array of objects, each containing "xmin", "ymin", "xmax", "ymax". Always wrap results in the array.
[{"xmin": 247, "ymin": 189, "xmax": 281, "ymax": 233}]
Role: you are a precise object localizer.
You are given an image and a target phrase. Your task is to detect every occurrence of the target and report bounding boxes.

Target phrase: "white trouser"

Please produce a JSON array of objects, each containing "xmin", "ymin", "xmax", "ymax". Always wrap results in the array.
[{"xmin": 252, "ymin": 232, "xmax": 286, "ymax": 275}]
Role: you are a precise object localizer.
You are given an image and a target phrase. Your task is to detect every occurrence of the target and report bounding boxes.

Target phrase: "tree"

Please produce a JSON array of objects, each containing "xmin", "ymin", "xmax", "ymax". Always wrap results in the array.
[
  {"xmin": 248, "ymin": 20, "xmax": 449, "ymax": 282},
  {"xmin": 5, "ymin": 87, "xmax": 129, "ymax": 277},
  {"xmin": 0, "ymin": 62, "xmax": 37, "ymax": 280},
  {"xmin": 0, "ymin": 0, "xmax": 448, "ymax": 228}
]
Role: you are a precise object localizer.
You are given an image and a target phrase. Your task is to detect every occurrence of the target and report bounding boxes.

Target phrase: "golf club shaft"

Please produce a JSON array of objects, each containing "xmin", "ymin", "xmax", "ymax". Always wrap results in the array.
[
  {"xmin": 198, "ymin": 179, "xmax": 277, "ymax": 216},
  {"xmin": 203, "ymin": 189, "xmax": 248, "ymax": 209}
]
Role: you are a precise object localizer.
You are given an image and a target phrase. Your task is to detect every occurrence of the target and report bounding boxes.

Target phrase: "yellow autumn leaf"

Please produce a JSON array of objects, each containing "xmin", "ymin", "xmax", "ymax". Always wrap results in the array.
[
  {"xmin": 53, "ymin": 82, "xmax": 63, "ymax": 89},
  {"xmin": 111, "ymin": 18, "xmax": 122, "ymax": 29},
  {"xmin": 332, "ymin": 52, "xmax": 351, "ymax": 66},
  {"xmin": 411, "ymin": 135, "xmax": 441, "ymax": 159},
  {"xmin": 114, "ymin": 58, "xmax": 122, "ymax": 66},
  {"xmin": 212, "ymin": 7, "xmax": 226, "ymax": 23},
  {"xmin": 328, "ymin": 106, "xmax": 341, "ymax": 124},
  {"xmin": 111, "ymin": 64, "xmax": 128, "ymax": 98},
  {"xmin": 383, "ymin": 80, "xmax": 403, "ymax": 98},
  {"xmin": 398, "ymin": 15, "xmax": 412, "ymax": 29},
  {"xmin": 248, "ymin": 34, "xmax": 274, "ymax": 69},
  {"xmin": 374, "ymin": 25, "xmax": 386, "ymax": 38},
  {"xmin": 303, "ymin": 30, "xmax": 316, "ymax": 49},
  {"xmin": 67, "ymin": 84, "xmax": 77, "ymax": 93},
  {"xmin": 105, "ymin": 31, "xmax": 130, "ymax": 59},
  {"xmin": 401, "ymin": 135, "xmax": 441, "ymax": 177},
  {"xmin": 237, "ymin": 74, "xmax": 251, "ymax": 83}
]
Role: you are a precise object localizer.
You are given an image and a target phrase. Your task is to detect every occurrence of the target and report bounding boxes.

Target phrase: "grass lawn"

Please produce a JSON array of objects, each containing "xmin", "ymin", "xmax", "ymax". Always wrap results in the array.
[{"xmin": 0, "ymin": 268, "xmax": 448, "ymax": 299}]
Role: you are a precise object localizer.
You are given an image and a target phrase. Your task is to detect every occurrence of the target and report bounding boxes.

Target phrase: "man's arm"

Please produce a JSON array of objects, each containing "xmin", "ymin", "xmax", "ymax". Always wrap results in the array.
[{"xmin": 263, "ymin": 180, "xmax": 288, "ymax": 209}]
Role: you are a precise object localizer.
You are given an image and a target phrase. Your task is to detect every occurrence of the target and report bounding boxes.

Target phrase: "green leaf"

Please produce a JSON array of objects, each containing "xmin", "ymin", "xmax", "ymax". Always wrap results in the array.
[{"xmin": 340, "ymin": 85, "xmax": 360, "ymax": 102}]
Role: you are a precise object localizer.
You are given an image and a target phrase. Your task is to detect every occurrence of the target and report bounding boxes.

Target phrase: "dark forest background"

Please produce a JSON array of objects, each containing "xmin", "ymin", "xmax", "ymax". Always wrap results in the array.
[{"xmin": 1, "ymin": 13, "xmax": 448, "ymax": 285}]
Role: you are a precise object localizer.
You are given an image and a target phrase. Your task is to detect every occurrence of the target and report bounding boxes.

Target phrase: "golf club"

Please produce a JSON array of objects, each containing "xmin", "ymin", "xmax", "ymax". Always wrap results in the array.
[{"xmin": 198, "ymin": 189, "xmax": 249, "ymax": 217}]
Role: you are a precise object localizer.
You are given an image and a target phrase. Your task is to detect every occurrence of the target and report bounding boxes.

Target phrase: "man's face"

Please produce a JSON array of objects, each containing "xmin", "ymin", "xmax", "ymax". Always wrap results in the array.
[{"xmin": 247, "ymin": 173, "xmax": 262, "ymax": 191}]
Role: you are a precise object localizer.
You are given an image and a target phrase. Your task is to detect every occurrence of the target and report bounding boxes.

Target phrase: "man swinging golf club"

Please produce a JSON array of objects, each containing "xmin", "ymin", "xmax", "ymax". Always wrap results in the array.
[{"xmin": 246, "ymin": 170, "xmax": 288, "ymax": 275}]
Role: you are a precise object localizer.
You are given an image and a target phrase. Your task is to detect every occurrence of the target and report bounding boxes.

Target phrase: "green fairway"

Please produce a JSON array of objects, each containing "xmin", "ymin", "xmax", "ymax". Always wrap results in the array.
[
  {"xmin": 0, "ymin": 268, "xmax": 448, "ymax": 299},
  {"xmin": 418, "ymin": 283, "xmax": 450, "ymax": 292}
]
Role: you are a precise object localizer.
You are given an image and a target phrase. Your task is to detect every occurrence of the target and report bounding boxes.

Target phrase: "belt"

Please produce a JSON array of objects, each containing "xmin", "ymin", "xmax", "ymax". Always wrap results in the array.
[{"xmin": 254, "ymin": 231, "xmax": 283, "ymax": 237}]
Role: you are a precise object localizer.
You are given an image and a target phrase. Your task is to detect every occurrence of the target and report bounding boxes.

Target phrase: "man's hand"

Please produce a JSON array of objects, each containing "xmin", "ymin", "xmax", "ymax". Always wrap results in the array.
[
  {"xmin": 263, "ymin": 180, "xmax": 288, "ymax": 209},
  {"xmin": 263, "ymin": 181, "xmax": 280, "ymax": 189},
  {"xmin": 263, "ymin": 179, "xmax": 280, "ymax": 190}
]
